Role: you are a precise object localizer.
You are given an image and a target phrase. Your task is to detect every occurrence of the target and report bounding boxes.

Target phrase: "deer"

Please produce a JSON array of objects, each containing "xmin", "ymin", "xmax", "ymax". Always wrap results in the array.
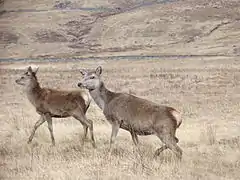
[
  {"xmin": 15, "ymin": 66, "xmax": 96, "ymax": 148},
  {"xmin": 77, "ymin": 66, "xmax": 183, "ymax": 159}
]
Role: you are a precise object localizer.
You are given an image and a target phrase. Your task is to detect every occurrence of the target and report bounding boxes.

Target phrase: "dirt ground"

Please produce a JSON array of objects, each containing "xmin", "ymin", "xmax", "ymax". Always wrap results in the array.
[{"xmin": 0, "ymin": 57, "xmax": 240, "ymax": 179}]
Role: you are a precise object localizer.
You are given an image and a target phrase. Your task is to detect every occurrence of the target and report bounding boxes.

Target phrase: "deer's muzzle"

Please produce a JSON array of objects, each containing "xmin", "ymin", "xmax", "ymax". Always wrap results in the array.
[{"xmin": 15, "ymin": 79, "xmax": 24, "ymax": 85}]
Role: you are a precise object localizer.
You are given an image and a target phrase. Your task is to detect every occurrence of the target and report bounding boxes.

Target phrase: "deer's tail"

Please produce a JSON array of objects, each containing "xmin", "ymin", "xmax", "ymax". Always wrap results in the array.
[{"xmin": 168, "ymin": 108, "xmax": 182, "ymax": 128}]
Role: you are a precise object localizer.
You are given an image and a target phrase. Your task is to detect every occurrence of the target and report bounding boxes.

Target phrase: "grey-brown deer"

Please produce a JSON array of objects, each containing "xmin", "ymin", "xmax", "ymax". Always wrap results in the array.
[
  {"xmin": 15, "ymin": 66, "xmax": 96, "ymax": 147},
  {"xmin": 77, "ymin": 66, "xmax": 182, "ymax": 159}
]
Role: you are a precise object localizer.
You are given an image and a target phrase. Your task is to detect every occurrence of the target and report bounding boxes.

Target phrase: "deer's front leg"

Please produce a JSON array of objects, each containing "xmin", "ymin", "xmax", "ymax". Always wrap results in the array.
[
  {"xmin": 109, "ymin": 121, "xmax": 120, "ymax": 150},
  {"xmin": 28, "ymin": 115, "xmax": 46, "ymax": 144},
  {"xmin": 45, "ymin": 114, "xmax": 55, "ymax": 146}
]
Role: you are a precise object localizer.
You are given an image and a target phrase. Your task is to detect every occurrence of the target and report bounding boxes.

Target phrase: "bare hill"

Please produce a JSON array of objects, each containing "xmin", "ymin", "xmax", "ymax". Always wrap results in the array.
[{"xmin": 0, "ymin": 0, "xmax": 240, "ymax": 58}]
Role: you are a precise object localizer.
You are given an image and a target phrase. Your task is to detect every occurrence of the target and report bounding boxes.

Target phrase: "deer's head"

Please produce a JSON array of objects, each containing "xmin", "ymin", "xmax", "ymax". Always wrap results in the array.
[
  {"xmin": 15, "ymin": 66, "xmax": 39, "ymax": 88},
  {"xmin": 78, "ymin": 66, "xmax": 102, "ymax": 91}
]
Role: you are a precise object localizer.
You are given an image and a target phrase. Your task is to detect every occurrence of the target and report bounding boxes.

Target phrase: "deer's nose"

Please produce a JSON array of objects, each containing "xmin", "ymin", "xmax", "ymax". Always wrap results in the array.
[{"xmin": 77, "ymin": 82, "xmax": 82, "ymax": 87}]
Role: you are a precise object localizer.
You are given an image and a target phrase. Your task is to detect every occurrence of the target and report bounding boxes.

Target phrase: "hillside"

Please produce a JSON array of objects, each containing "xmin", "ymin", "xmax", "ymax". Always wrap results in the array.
[{"xmin": 0, "ymin": 0, "xmax": 240, "ymax": 58}]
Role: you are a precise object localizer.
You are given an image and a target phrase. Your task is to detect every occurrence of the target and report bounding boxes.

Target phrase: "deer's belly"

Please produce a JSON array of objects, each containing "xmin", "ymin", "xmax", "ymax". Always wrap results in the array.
[
  {"xmin": 120, "ymin": 122, "xmax": 154, "ymax": 136},
  {"xmin": 37, "ymin": 106, "xmax": 71, "ymax": 118},
  {"xmin": 50, "ymin": 113, "xmax": 70, "ymax": 118},
  {"xmin": 104, "ymin": 109, "xmax": 155, "ymax": 136},
  {"xmin": 49, "ymin": 109, "xmax": 70, "ymax": 117}
]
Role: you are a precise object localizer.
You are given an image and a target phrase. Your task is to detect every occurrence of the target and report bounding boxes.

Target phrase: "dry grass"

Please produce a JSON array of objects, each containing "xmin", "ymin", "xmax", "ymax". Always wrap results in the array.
[{"xmin": 0, "ymin": 58, "xmax": 240, "ymax": 179}]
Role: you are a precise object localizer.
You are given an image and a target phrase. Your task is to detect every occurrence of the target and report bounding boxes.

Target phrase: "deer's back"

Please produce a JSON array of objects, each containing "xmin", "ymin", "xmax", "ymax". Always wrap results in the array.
[{"xmin": 35, "ymin": 88, "xmax": 90, "ymax": 116}]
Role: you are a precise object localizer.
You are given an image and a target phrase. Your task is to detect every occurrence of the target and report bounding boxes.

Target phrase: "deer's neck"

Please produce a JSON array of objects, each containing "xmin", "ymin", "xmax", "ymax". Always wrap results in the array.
[
  {"xmin": 26, "ymin": 81, "xmax": 42, "ymax": 107},
  {"xmin": 89, "ymin": 82, "xmax": 115, "ymax": 110}
]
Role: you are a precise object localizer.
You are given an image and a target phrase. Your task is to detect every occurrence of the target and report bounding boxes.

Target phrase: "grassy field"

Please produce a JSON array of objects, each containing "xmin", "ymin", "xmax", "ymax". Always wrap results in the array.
[{"xmin": 0, "ymin": 58, "xmax": 240, "ymax": 179}]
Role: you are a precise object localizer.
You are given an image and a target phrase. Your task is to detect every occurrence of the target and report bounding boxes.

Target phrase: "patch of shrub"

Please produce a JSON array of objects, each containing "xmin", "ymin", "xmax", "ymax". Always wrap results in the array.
[{"xmin": 34, "ymin": 30, "xmax": 67, "ymax": 43}]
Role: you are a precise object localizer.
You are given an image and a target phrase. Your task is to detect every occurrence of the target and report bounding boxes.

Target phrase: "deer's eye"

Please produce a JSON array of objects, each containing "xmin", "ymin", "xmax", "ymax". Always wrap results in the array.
[
  {"xmin": 90, "ymin": 76, "xmax": 95, "ymax": 79},
  {"xmin": 25, "ymin": 72, "xmax": 30, "ymax": 76}
]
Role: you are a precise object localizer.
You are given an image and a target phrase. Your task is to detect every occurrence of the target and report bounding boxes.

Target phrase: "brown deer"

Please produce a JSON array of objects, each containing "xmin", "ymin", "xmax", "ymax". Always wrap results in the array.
[
  {"xmin": 77, "ymin": 66, "xmax": 182, "ymax": 159},
  {"xmin": 15, "ymin": 66, "xmax": 96, "ymax": 147}
]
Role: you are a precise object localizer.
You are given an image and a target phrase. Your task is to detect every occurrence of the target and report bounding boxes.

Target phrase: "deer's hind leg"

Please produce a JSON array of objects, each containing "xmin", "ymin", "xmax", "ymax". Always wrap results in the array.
[
  {"xmin": 28, "ymin": 115, "xmax": 46, "ymax": 144},
  {"xmin": 154, "ymin": 137, "xmax": 180, "ymax": 157},
  {"xmin": 130, "ymin": 131, "xmax": 139, "ymax": 146},
  {"xmin": 81, "ymin": 124, "xmax": 88, "ymax": 143},
  {"xmin": 154, "ymin": 125, "xmax": 182, "ymax": 160},
  {"xmin": 77, "ymin": 120, "xmax": 88, "ymax": 146},
  {"xmin": 156, "ymin": 133, "xmax": 182, "ymax": 160},
  {"xmin": 129, "ymin": 127, "xmax": 139, "ymax": 146},
  {"xmin": 72, "ymin": 111, "xmax": 96, "ymax": 148},
  {"xmin": 154, "ymin": 145, "xmax": 168, "ymax": 157}
]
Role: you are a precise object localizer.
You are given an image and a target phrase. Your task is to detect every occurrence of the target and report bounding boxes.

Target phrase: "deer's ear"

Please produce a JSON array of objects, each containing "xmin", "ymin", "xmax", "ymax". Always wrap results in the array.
[
  {"xmin": 80, "ymin": 70, "xmax": 87, "ymax": 76},
  {"xmin": 27, "ymin": 66, "xmax": 33, "ymax": 73},
  {"xmin": 95, "ymin": 66, "xmax": 102, "ymax": 76},
  {"xmin": 33, "ymin": 67, "xmax": 39, "ymax": 74}
]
